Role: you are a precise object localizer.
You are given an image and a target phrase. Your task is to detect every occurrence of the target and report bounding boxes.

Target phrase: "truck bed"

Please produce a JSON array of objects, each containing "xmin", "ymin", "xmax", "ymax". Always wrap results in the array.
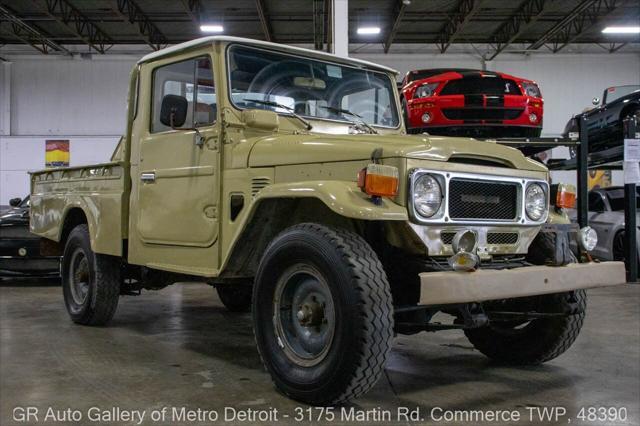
[{"xmin": 30, "ymin": 161, "xmax": 128, "ymax": 256}]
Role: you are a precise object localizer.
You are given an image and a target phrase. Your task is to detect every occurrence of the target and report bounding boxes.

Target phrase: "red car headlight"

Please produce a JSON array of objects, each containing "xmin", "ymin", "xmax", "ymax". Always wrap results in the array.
[
  {"xmin": 522, "ymin": 82, "xmax": 541, "ymax": 98},
  {"xmin": 413, "ymin": 83, "xmax": 439, "ymax": 99}
]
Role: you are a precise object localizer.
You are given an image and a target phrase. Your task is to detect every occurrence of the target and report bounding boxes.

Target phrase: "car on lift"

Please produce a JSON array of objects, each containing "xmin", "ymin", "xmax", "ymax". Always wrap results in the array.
[
  {"xmin": 399, "ymin": 68, "xmax": 543, "ymax": 138},
  {"xmin": 564, "ymin": 85, "xmax": 640, "ymax": 158},
  {"xmin": 569, "ymin": 186, "xmax": 640, "ymax": 268},
  {"xmin": 0, "ymin": 196, "xmax": 60, "ymax": 277}
]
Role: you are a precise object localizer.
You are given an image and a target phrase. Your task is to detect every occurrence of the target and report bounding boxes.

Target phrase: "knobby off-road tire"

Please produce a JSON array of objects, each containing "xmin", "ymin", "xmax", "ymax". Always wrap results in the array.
[
  {"xmin": 61, "ymin": 224, "xmax": 121, "ymax": 326},
  {"xmin": 215, "ymin": 285, "xmax": 252, "ymax": 312},
  {"xmin": 465, "ymin": 232, "xmax": 586, "ymax": 365},
  {"xmin": 253, "ymin": 223, "xmax": 394, "ymax": 405}
]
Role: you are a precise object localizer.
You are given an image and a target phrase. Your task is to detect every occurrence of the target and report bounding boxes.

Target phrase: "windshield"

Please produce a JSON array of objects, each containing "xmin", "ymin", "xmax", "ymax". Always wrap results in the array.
[
  {"xmin": 607, "ymin": 188, "xmax": 640, "ymax": 211},
  {"xmin": 603, "ymin": 85, "xmax": 640, "ymax": 104},
  {"xmin": 227, "ymin": 45, "xmax": 399, "ymax": 128}
]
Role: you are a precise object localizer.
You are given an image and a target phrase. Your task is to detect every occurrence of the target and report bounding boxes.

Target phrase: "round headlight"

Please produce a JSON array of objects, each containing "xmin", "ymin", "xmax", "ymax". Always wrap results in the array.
[
  {"xmin": 525, "ymin": 183, "xmax": 546, "ymax": 221},
  {"xmin": 414, "ymin": 174, "xmax": 442, "ymax": 218},
  {"xmin": 578, "ymin": 226, "xmax": 598, "ymax": 252}
]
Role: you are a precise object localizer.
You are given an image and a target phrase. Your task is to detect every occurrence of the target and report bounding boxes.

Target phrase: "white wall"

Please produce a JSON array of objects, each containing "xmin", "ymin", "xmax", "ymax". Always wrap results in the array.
[{"xmin": 1, "ymin": 51, "xmax": 639, "ymax": 203}]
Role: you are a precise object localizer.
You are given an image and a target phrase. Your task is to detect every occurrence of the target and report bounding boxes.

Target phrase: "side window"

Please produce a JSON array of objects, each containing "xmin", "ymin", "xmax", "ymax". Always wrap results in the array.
[
  {"xmin": 151, "ymin": 56, "xmax": 216, "ymax": 133},
  {"xmin": 588, "ymin": 192, "xmax": 605, "ymax": 212}
]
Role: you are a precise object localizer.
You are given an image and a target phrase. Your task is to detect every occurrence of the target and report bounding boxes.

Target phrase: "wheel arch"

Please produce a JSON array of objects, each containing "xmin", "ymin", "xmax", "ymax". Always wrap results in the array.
[{"xmin": 219, "ymin": 181, "xmax": 406, "ymax": 280}]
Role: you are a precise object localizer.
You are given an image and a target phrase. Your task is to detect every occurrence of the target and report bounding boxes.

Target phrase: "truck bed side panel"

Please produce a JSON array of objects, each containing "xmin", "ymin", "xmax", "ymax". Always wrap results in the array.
[{"xmin": 30, "ymin": 162, "xmax": 126, "ymax": 257}]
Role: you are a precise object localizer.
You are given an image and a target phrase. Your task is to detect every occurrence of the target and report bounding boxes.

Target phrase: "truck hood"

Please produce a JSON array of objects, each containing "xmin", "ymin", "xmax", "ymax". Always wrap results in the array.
[{"xmin": 248, "ymin": 133, "xmax": 546, "ymax": 172}]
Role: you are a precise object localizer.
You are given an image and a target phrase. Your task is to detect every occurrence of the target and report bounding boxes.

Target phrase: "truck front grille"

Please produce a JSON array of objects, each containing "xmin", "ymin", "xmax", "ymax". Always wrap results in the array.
[{"xmin": 448, "ymin": 179, "xmax": 518, "ymax": 220}]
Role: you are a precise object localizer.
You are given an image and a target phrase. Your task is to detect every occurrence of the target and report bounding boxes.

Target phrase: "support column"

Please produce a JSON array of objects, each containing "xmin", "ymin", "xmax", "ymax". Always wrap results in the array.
[
  {"xmin": 330, "ymin": 0, "xmax": 348, "ymax": 57},
  {"xmin": 0, "ymin": 61, "xmax": 10, "ymax": 135}
]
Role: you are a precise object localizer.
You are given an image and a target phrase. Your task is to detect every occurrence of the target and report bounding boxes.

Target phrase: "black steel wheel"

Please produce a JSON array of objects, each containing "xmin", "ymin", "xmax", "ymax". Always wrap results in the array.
[
  {"xmin": 253, "ymin": 223, "xmax": 393, "ymax": 405},
  {"xmin": 61, "ymin": 224, "xmax": 120, "ymax": 326}
]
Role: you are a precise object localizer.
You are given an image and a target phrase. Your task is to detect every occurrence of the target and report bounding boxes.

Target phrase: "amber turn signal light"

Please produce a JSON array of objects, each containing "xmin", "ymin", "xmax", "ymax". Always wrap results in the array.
[
  {"xmin": 554, "ymin": 183, "xmax": 577, "ymax": 209},
  {"xmin": 357, "ymin": 164, "xmax": 399, "ymax": 197}
]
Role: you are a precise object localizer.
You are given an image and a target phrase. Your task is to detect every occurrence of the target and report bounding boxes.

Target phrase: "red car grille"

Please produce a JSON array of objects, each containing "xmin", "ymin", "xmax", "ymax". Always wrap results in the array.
[
  {"xmin": 442, "ymin": 108, "xmax": 524, "ymax": 121},
  {"xmin": 440, "ymin": 77, "xmax": 522, "ymax": 96}
]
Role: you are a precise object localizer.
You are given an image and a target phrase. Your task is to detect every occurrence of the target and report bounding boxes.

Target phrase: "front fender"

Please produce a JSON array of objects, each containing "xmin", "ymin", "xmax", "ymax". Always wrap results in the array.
[{"xmin": 254, "ymin": 181, "xmax": 408, "ymax": 221}]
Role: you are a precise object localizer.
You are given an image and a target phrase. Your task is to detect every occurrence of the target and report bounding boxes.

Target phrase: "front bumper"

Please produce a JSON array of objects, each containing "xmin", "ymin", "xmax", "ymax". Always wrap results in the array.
[{"xmin": 419, "ymin": 261, "xmax": 626, "ymax": 305}]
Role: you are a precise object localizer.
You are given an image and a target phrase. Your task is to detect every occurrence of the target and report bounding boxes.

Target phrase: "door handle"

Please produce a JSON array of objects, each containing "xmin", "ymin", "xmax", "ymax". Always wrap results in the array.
[{"xmin": 141, "ymin": 172, "xmax": 156, "ymax": 183}]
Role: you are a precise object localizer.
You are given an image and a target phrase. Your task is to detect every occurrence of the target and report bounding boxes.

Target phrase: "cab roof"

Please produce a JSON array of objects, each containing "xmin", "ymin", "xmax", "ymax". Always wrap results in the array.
[{"xmin": 137, "ymin": 36, "xmax": 398, "ymax": 75}]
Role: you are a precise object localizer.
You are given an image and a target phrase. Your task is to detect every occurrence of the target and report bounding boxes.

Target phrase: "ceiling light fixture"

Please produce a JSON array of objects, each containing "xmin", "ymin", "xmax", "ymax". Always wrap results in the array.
[
  {"xmin": 200, "ymin": 25, "xmax": 224, "ymax": 33},
  {"xmin": 357, "ymin": 27, "xmax": 381, "ymax": 35},
  {"xmin": 602, "ymin": 26, "xmax": 640, "ymax": 34}
]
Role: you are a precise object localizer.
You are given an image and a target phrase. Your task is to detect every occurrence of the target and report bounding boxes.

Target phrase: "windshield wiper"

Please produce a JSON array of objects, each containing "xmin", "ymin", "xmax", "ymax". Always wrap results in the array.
[
  {"xmin": 318, "ymin": 106, "xmax": 378, "ymax": 134},
  {"xmin": 244, "ymin": 99, "xmax": 312, "ymax": 131}
]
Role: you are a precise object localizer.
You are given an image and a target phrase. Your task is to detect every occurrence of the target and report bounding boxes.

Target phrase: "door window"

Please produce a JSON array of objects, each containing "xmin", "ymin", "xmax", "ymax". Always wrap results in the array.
[{"xmin": 151, "ymin": 56, "xmax": 216, "ymax": 133}]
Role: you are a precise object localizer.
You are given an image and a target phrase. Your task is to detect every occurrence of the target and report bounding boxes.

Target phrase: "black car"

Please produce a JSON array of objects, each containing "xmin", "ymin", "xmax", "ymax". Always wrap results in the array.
[
  {"xmin": 0, "ymin": 196, "xmax": 60, "ymax": 277},
  {"xmin": 564, "ymin": 85, "xmax": 640, "ymax": 158}
]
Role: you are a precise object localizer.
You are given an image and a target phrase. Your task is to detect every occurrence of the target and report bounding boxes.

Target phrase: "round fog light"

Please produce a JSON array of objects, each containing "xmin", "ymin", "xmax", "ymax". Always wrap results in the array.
[
  {"xmin": 529, "ymin": 113, "xmax": 538, "ymax": 123},
  {"xmin": 578, "ymin": 226, "xmax": 598, "ymax": 252},
  {"xmin": 452, "ymin": 230, "xmax": 477, "ymax": 254},
  {"xmin": 18, "ymin": 248, "xmax": 27, "ymax": 256},
  {"xmin": 421, "ymin": 112, "xmax": 432, "ymax": 123}
]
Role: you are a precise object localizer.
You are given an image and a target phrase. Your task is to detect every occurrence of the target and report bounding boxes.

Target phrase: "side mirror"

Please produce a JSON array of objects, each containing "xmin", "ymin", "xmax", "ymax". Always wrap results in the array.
[
  {"xmin": 9, "ymin": 198, "xmax": 22, "ymax": 207},
  {"xmin": 592, "ymin": 97, "xmax": 600, "ymax": 106},
  {"xmin": 242, "ymin": 109, "xmax": 279, "ymax": 131},
  {"xmin": 160, "ymin": 94, "xmax": 188, "ymax": 128}
]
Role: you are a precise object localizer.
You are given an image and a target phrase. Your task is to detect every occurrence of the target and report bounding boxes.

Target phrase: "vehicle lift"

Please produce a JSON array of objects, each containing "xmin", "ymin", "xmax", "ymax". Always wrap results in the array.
[{"xmin": 491, "ymin": 116, "xmax": 638, "ymax": 283}]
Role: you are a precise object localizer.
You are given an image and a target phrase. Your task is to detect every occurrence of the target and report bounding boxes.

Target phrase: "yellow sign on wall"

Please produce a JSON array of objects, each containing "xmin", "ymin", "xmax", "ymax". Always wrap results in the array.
[{"xmin": 45, "ymin": 140, "xmax": 70, "ymax": 168}]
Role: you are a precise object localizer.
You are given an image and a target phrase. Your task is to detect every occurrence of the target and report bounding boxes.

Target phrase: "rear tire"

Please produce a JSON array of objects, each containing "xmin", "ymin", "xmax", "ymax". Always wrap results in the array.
[
  {"xmin": 61, "ymin": 224, "xmax": 120, "ymax": 326},
  {"xmin": 253, "ymin": 223, "xmax": 393, "ymax": 405}
]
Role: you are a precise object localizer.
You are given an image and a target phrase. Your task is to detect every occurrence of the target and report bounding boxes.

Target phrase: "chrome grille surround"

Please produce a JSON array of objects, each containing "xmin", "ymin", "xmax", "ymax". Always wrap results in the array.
[{"xmin": 408, "ymin": 169, "xmax": 549, "ymax": 226}]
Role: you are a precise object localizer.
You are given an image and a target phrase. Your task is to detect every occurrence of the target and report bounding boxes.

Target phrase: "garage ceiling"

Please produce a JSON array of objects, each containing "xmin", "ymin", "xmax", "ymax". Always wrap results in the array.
[{"xmin": 0, "ymin": 0, "xmax": 639, "ymax": 57}]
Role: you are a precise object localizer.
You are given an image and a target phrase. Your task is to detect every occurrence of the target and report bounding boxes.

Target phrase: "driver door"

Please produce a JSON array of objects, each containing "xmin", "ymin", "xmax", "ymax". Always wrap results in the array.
[{"xmin": 136, "ymin": 55, "xmax": 220, "ymax": 248}]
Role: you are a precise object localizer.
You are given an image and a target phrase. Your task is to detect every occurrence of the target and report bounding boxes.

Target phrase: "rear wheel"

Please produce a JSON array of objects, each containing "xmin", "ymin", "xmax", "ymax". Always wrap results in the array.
[
  {"xmin": 253, "ymin": 223, "xmax": 393, "ymax": 405},
  {"xmin": 61, "ymin": 224, "xmax": 120, "ymax": 326}
]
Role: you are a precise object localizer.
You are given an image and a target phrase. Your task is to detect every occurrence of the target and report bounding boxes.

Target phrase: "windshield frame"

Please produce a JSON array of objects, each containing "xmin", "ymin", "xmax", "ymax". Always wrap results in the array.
[
  {"xmin": 603, "ymin": 85, "xmax": 640, "ymax": 104},
  {"xmin": 225, "ymin": 43, "xmax": 401, "ymax": 130}
]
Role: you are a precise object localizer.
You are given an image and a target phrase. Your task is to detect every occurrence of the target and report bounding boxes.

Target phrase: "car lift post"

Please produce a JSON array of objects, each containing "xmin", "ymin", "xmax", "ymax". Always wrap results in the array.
[
  {"xmin": 577, "ymin": 115, "xmax": 589, "ymax": 229},
  {"xmin": 624, "ymin": 117, "xmax": 638, "ymax": 283}
]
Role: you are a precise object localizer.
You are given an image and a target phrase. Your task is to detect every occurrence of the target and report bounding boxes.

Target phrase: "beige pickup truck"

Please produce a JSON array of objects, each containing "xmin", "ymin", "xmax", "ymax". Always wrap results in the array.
[{"xmin": 30, "ymin": 36, "xmax": 625, "ymax": 405}]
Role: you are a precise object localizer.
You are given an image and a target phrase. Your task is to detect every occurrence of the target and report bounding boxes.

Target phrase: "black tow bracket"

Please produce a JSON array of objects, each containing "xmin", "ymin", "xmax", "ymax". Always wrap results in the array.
[{"xmin": 540, "ymin": 223, "xmax": 579, "ymax": 266}]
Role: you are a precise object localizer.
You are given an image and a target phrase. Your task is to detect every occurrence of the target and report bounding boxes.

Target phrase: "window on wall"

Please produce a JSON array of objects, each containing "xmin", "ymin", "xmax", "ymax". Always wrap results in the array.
[{"xmin": 151, "ymin": 56, "xmax": 216, "ymax": 133}]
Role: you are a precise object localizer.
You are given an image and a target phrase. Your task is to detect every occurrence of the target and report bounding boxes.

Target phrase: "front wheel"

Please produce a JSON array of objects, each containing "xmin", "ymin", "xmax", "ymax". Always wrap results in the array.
[
  {"xmin": 253, "ymin": 223, "xmax": 393, "ymax": 405},
  {"xmin": 464, "ymin": 290, "xmax": 586, "ymax": 364}
]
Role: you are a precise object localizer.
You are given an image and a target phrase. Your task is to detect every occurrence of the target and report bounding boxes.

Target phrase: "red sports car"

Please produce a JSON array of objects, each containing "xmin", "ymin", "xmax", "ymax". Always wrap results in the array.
[{"xmin": 399, "ymin": 68, "xmax": 543, "ymax": 138}]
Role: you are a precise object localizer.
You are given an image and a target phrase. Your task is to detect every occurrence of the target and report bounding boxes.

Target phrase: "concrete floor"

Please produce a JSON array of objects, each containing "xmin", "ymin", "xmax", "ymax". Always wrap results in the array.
[{"xmin": 0, "ymin": 280, "xmax": 638, "ymax": 426}]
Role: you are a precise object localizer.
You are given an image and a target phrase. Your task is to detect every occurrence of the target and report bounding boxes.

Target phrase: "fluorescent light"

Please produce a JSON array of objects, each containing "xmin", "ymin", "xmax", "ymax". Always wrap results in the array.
[
  {"xmin": 357, "ymin": 27, "xmax": 381, "ymax": 35},
  {"xmin": 602, "ymin": 26, "xmax": 640, "ymax": 34},
  {"xmin": 200, "ymin": 25, "xmax": 224, "ymax": 33}
]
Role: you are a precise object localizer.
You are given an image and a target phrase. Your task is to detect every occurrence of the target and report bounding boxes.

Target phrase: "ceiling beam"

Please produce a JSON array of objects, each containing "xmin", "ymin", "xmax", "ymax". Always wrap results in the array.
[
  {"xmin": 313, "ymin": 0, "xmax": 324, "ymax": 50},
  {"xmin": 41, "ymin": 0, "xmax": 112, "ymax": 53},
  {"xmin": 180, "ymin": 0, "xmax": 202, "ymax": 24},
  {"xmin": 114, "ymin": 0, "xmax": 168, "ymax": 50},
  {"xmin": 549, "ymin": 0, "xmax": 618, "ymax": 53},
  {"xmin": 255, "ymin": 0, "xmax": 272, "ymax": 42},
  {"xmin": 436, "ymin": 0, "xmax": 483, "ymax": 54},
  {"xmin": 608, "ymin": 42, "xmax": 627, "ymax": 53},
  {"xmin": 526, "ymin": 0, "xmax": 617, "ymax": 52},
  {"xmin": 486, "ymin": 0, "xmax": 547, "ymax": 60},
  {"xmin": 384, "ymin": 0, "xmax": 407, "ymax": 53},
  {"xmin": 0, "ymin": 4, "xmax": 72, "ymax": 55}
]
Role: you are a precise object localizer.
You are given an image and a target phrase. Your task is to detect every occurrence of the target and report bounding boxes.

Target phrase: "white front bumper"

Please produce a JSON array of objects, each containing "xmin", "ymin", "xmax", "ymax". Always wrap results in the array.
[{"xmin": 419, "ymin": 261, "xmax": 626, "ymax": 306}]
